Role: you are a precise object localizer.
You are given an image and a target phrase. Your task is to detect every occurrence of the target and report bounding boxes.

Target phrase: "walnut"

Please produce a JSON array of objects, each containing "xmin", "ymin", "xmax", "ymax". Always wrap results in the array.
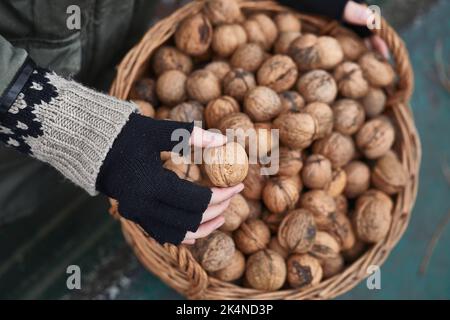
[
  {"xmin": 163, "ymin": 155, "xmax": 201, "ymax": 182},
  {"xmin": 169, "ymin": 101, "xmax": 204, "ymax": 124},
  {"xmin": 372, "ymin": 150, "xmax": 407, "ymax": 194},
  {"xmin": 191, "ymin": 230, "xmax": 235, "ymax": 272},
  {"xmin": 205, "ymin": 96, "xmax": 240, "ymax": 129},
  {"xmin": 218, "ymin": 112, "xmax": 254, "ymax": 147},
  {"xmin": 220, "ymin": 194, "xmax": 250, "ymax": 232},
  {"xmin": 245, "ymin": 249, "xmax": 286, "ymax": 291},
  {"xmin": 156, "ymin": 70, "xmax": 187, "ymax": 106},
  {"xmin": 242, "ymin": 164, "xmax": 267, "ymax": 200},
  {"xmin": 246, "ymin": 198, "xmax": 262, "ymax": 219},
  {"xmin": 343, "ymin": 161, "xmax": 370, "ymax": 198},
  {"xmin": 274, "ymin": 12, "xmax": 301, "ymax": 33},
  {"xmin": 204, "ymin": 0, "xmax": 243, "ymax": 26},
  {"xmin": 359, "ymin": 52, "xmax": 395, "ymax": 87},
  {"xmin": 273, "ymin": 112, "xmax": 317, "ymax": 149},
  {"xmin": 361, "ymin": 87, "xmax": 386, "ymax": 118},
  {"xmin": 300, "ymin": 190, "xmax": 336, "ymax": 228},
  {"xmin": 269, "ymin": 236, "xmax": 289, "ymax": 259},
  {"xmin": 313, "ymin": 132, "xmax": 355, "ymax": 169},
  {"xmin": 234, "ymin": 219, "xmax": 271, "ymax": 254},
  {"xmin": 129, "ymin": 78, "xmax": 159, "ymax": 107},
  {"xmin": 342, "ymin": 240, "xmax": 367, "ymax": 262},
  {"xmin": 223, "ymin": 69, "xmax": 256, "ymax": 101},
  {"xmin": 152, "ymin": 46, "xmax": 193, "ymax": 76},
  {"xmin": 309, "ymin": 231, "xmax": 340, "ymax": 260},
  {"xmin": 257, "ymin": 55, "xmax": 298, "ymax": 93},
  {"xmin": 133, "ymin": 100, "xmax": 155, "ymax": 118},
  {"xmin": 204, "ymin": 60, "xmax": 231, "ymax": 81},
  {"xmin": 336, "ymin": 33, "xmax": 367, "ymax": 61},
  {"xmin": 333, "ymin": 62, "xmax": 369, "ymax": 99},
  {"xmin": 210, "ymin": 250, "xmax": 245, "ymax": 282},
  {"xmin": 243, "ymin": 13, "xmax": 278, "ymax": 50},
  {"xmin": 155, "ymin": 106, "xmax": 171, "ymax": 120},
  {"xmin": 278, "ymin": 209, "xmax": 316, "ymax": 253},
  {"xmin": 333, "ymin": 99, "xmax": 365, "ymax": 135},
  {"xmin": 356, "ymin": 116, "xmax": 395, "ymax": 159},
  {"xmin": 212, "ymin": 24, "xmax": 247, "ymax": 57},
  {"xmin": 287, "ymin": 254, "xmax": 323, "ymax": 288},
  {"xmin": 279, "ymin": 91, "xmax": 305, "ymax": 114},
  {"xmin": 325, "ymin": 169, "xmax": 347, "ymax": 197},
  {"xmin": 297, "ymin": 69, "xmax": 337, "ymax": 104},
  {"xmin": 263, "ymin": 176, "xmax": 301, "ymax": 214},
  {"xmin": 321, "ymin": 255, "xmax": 345, "ymax": 279},
  {"xmin": 175, "ymin": 13, "xmax": 212, "ymax": 56},
  {"xmin": 289, "ymin": 34, "xmax": 343, "ymax": 71},
  {"xmin": 303, "ymin": 102, "xmax": 333, "ymax": 139},
  {"xmin": 203, "ymin": 142, "xmax": 249, "ymax": 187},
  {"xmin": 274, "ymin": 31, "xmax": 301, "ymax": 55},
  {"xmin": 334, "ymin": 194, "xmax": 349, "ymax": 216},
  {"xmin": 244, "ymin": 86, "xmax": 282, "ymax": 122},
  {"xmin": 354, "ymin": 189, "xmax": 393, "ymax": 243},
  {"xmin": 320, "ymin": 211, "xmax": 356, "ymax": 251},
  {"xmin": 301, "ymin": 154, "xmax": 333, "ymax": 189},
  {"xmin": 274, "ymin": 147, "xmax": 303, "ymax": 176},
  {"xmin": 230, "ymin": 43, "xmax": 265, "ymax": 72},
  {"xmin": 186, "ymin": 70, "xmax": 221, "ymax": 104}
]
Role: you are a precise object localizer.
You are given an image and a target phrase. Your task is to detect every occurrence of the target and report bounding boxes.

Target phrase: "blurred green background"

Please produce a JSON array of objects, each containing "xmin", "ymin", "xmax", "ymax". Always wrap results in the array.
[{"xmin": 0, "ymin": 0, "xmax": 449, "ymax": 300}]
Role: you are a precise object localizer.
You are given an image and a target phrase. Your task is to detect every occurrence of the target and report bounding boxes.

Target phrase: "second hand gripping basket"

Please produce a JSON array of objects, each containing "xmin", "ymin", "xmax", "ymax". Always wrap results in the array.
[{"xmin": 109, "ymin": 0, "xmax": 421, "ymax": 299}]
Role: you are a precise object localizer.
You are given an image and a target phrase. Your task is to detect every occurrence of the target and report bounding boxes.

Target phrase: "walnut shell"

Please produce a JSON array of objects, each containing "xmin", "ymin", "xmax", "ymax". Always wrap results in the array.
[
  {"xmin": 371, "ymin": 150, "xmax": 407, "ymax": 194},
  {"xmin": 204, "ymin": 60, "xmax": 231, "ymax": 81},
  {"xmin": 186, "ymin": 70, "xmax": 221, "ymax": 104},
  {"xmin": 163, "ymin": 156, "xmax": 201, "ymax": 182},
  {"xmin": 336, "ymin": 33, "xmax": 367, "ymax": 61},
  {"xmin": 205, "ymin": 96, "xmax": 240, "ymax": 128},
  {"xmin": 297, "ymin": 69, "xmax": 337, "ymax": 104},
  {"xmin": 204, "ymin": 0, "xmax": 243, "ymax": 26},
  {"xmin": 354, "ymin": 189, "xmax": 393, "ymax": 243},
  {"xmin": 223, "ymin": 69, "xmax": 257, "ymax": 101},
  {"xmin": 287, "ymin": 254, "xmax": 323, "ymax": 288},
  {"xmin": 203, "ymin": 142, "xmax": 249, "ymax": 187},
  {"xmin": 257, "ymin": 55, "xmax": 298, "ymax": 93},
  {"xmin": 242, "ymin": 164, "xmax": 267, "ymax": 200},
  {"xmin": 309, "ymin": 231, "xmax": 340, "ymax": 260},
  {"xmin": 175, "ymin": 13, "xmax": 212, "ymax": 56},
  {"xmin": 278, "ymin": 209, "xmax": 316, "ymax": 253},
  {"xmin": 343, "ymin": 161, "xmax": 370, "ymax": 198},
  {"xmin": 274, "ymin": 147, "xmax": 303, "ymax": 176},
  {"xmin": 320, "ymin": 211, "xmax": 356, "ymax": 251},
  {"xmin": 218, "ymin": 112, "xmax": 254, "ymax": 147},
  {"xmin": 243, "ymin": 13, "xmax": 278, "ymax": 50},
  {"xmin": 244, "ymin": 86, "xmax": 282, "ymax": 122},
  {"xmin": 210, "ymin": 250, "xmax": 245, "ymax": 282},
  {"xmin": 274, "ymin": 31, "xmax": 301, "ymax": 55},
  {"xmin": 334, "ymin": 194, "xmax": 349, "ymax": 216},
  {"xmin": 221, "ymin": 194, "xmax": 250, "ymax": 231},
  {"xmin": 274, "ymin": 12, "xmax": 301, "ymax": 33},
  {"xmin": 334, "ymin": 62, "xmax": 369, "ymax": 99},
  {"xmin": 263, "ymin": 176, "xmax": 301, "ymax": 214},
  {"xmin": 230, "ymin": 43, "xmax": 266, "ymax": 72},
  {"xmin": 191, "ymin": 230, "xmax": 235, "ymax": 272},
  {"xmin": 301, "ymin": 154, "xmax": 333, "ymax": 189},
  {"xmin": 361, "ymin": 87, "xmax": 386, "ymax": 118},
  {"xmin": 300, "ymin": 190, "xmax": 336, "ymax": 228},
  {"xmin": 289, "ymin": 34, "xmax": 343, "ymax": 71},
  {"xmin": 133, "ymin": 100, "xmax": 155, "ymax": 118},
  {"xmin": 212, "ymin": 24, "xmax": 247, "ymax": 57},
  {"xmin": 279, "ymin": 91, "xmax": 305, "ymax": 114},
  {"xmin": 269, "ymin": 236, "xmax": 289, "ymax": 259},
  {"xmin": 313, "ymin": 132, "xmax": 355, "ymax": 169},
  {"xmin": 246, "ymin": 198, "xmax": 262, "ymax": 219},
  {"xmin": 273, "ymin": 112, "xmax": 317, "ymax": 149},
  {"xmin": 303, "ymin": 102, "xmax": 334, "ymax": 138},
  {"xmin": 156, "ymin": 70, "xmax": 187, "ymax": 106},
  {"xmin": 356, "ymin": 116, "xmax": 395, "ymax": 159},
  {"xmin": 152, "ymin": 46, "xmax": 193, "ymax": 76},
  {"xmin": 129, "ymin": 78, "xmax": 159, "ymax": 107},
  {"xmin": 325, "ymin": 169, "xmax": 347, "ymax": 197},
  {"xmin": 333, "ymin": 99, "xmax": 365, "ymax": 135},
  {"xmin": 234, "ymin": 219, "xmax": 271, "ymax": 254},
  {"xmin": 359, "ymin": 52, "xmax": 395, "ymax": 87},
  {"xmin": 245, "ymin": 249, "xmax": 286, "ymax": 291},
  {"xmin": 169, "ymin": 101, "xmax": 204, "ymax": 124},
  {"xmin": 155, "ymin": 106, "xmax": 171, "ymax": 120},
  {"xmin": 321, "ymin": 255, "xmax": 345, "ymax": 279}
]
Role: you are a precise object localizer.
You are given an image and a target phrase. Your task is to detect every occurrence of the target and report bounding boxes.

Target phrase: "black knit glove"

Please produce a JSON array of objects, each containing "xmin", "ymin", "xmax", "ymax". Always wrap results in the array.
[{"xmin": 96, "ymin": 113, "xmax": 212, "ymax": 245}]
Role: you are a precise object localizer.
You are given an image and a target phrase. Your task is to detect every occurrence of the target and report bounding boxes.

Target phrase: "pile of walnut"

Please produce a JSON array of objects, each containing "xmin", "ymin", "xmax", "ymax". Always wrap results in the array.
[{"xmin": 129, "ymin": 0, "xmax": 408, "ymax": 291}]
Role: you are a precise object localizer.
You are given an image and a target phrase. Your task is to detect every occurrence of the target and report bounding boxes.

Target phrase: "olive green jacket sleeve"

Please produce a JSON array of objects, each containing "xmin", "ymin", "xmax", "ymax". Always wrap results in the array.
[{"xmin": 0, "ymin": 35, "xmax": 28, "ymax": 97}]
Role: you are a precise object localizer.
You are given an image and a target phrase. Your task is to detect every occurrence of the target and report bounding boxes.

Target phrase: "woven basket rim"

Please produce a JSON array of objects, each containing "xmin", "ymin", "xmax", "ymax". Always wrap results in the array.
[{"xmin": 109, "ymin": 0, "xmax": 421, "ymax": 300}]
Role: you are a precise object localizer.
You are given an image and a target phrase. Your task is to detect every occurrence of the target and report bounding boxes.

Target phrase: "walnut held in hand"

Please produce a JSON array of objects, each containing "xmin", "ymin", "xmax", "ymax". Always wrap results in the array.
[
  {"xmin": 191, "ymin": 231, "xmax": 235, "ymax": 272},
  {"xmin": 245, "ymin": 249, "xmax": 286, "ymax": 291},
  {"xmin": 278, "ymin": 209, "xmax": 316, "ymax": 253}
]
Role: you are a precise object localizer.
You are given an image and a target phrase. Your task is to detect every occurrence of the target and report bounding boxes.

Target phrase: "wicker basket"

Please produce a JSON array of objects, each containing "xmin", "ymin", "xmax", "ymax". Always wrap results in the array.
[{"xmin": 109, "ymin": 0, "xmax": 421, "ymax": 299}]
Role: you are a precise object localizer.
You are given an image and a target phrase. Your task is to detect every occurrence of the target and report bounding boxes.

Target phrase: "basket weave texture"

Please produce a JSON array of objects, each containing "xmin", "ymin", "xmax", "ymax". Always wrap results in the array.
[{"xmin": 109, "ymin": 0, "xmax": 421, "ymax": 300}]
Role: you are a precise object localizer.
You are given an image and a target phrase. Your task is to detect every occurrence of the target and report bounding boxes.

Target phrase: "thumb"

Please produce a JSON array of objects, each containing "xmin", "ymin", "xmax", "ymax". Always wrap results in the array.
[
  {"xmin": 189, "ymin": 126, "xmax": 227, "ymax": 148},
  {"xmin": 343, "ymin": 1, "xmax": 371, "ymax": 26}
]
